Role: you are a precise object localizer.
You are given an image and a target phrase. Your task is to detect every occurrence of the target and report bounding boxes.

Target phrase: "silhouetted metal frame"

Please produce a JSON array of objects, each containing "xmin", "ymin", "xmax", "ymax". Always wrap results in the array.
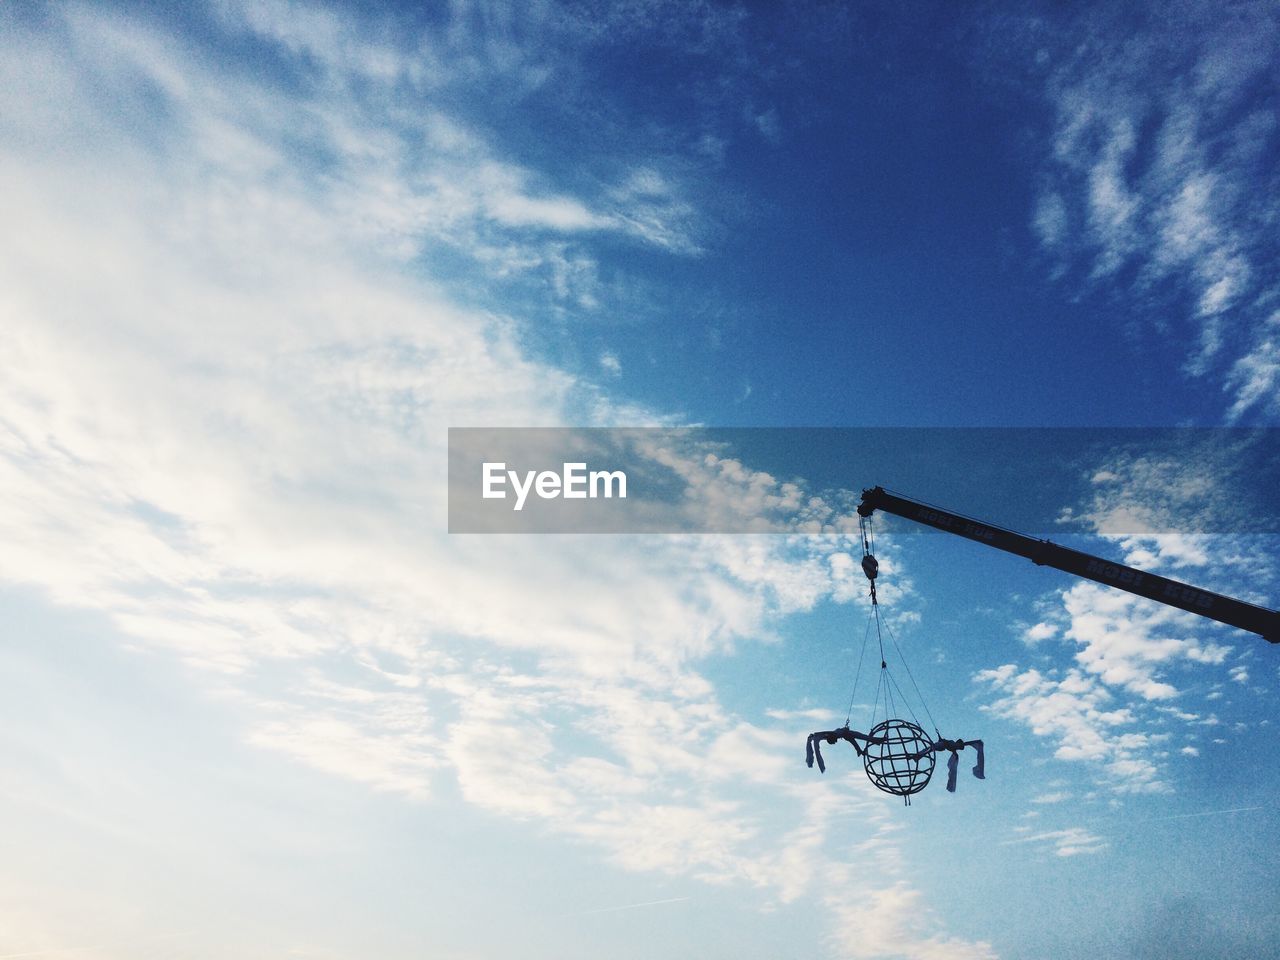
[{"xmin": 857, "ymin": 486, "xmax": 1280, "ymax": 645}]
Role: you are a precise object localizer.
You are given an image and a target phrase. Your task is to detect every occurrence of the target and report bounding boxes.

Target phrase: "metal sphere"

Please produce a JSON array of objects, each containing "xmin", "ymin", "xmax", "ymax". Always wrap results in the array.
[{"xmin": 862, "ymin": 718, "xmax": 935, "ymax": 797}]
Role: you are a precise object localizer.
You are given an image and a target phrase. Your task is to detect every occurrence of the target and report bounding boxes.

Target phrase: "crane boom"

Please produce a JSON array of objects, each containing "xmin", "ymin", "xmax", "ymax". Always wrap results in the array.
[{"xmin": 856, "ymin": 486, "xmax": 1280, "ymax": 645}]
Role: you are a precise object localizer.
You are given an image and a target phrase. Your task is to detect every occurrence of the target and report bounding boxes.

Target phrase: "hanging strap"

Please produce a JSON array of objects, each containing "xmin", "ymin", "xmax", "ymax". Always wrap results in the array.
[
  {"xmin": 805, "ymin": 733, "xmax": 825, "ymax": 773},
  {"xmin": 970, "ymin": 740, "xmax": 986, "ymax": 780},
  {"xmin": 806, "ymin": 727, "xmax": 874, "ymax": 773},
  {"xmin": 934, "ymin": 738, "xmax": 986, "ymax": 791}
]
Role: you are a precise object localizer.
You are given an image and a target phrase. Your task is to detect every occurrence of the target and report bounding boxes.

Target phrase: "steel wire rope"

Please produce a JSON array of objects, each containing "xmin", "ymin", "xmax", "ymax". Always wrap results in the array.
[
  {"xmin": 880, "ymin": 608, "xmax": 941, "ymax": 739},
  {"xmin": 845, "ymin": 600, "xmax": 877, "ymax": 727}
]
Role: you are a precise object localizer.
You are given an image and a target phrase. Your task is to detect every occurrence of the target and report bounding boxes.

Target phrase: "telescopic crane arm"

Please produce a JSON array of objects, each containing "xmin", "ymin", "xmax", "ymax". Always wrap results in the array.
[{"xmin": 856, "ymin": 486, "xmax": 1280, "ymax": 645}]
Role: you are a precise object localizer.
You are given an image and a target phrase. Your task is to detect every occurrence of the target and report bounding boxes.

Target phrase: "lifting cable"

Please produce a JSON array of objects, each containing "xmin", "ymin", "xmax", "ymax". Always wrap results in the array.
[{"xmin": 848, "ymin": 512, "xmax": 941, "ymax": 740}]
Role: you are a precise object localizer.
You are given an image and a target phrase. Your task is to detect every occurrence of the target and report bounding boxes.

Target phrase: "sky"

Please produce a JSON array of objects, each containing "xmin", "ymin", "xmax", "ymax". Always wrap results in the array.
[{"xmin": 1, "ymin": 1, "xmax": 1278, "ymax": 957}]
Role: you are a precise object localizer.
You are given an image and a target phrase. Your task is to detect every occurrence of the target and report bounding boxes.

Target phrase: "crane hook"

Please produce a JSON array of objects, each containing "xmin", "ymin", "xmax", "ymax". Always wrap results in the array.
[{"xmin": 861, "ymin": 554, "xmax": 879, "ymax": 581}]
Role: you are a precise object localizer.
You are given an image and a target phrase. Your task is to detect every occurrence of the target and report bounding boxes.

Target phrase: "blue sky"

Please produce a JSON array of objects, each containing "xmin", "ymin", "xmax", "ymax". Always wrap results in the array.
[{"xmin": 1, "ymin": 1, "xmax": 1278, "ymax": 958}]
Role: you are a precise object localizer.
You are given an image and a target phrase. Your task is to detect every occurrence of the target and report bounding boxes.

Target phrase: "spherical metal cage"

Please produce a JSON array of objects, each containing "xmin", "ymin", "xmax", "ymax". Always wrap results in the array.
[{"xmin": 862, "ymin": 718, "xmax": 935, "ymax": 797}]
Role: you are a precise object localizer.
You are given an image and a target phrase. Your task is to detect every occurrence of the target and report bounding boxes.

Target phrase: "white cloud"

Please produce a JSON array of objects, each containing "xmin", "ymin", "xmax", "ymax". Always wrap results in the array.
[
  {"xmin": 1003, "ymin": 826, "xmax": 1108, "ymax": 858},
  {"xmin": 1225, "ymin": 315, "xmax": 1280, "ymax": 422},
  {"xmin": 765, "ymin": 707, "xmax": 837, "ymax": 722},
  {"xmin": 248, "ymin": 704, "xmax": 440, "ymax": 800},
  {"xmin": 1032, "ymin": 190, "xmax": 1067, "ymax": 250},
  {"xmin": 975, "ymin": 435, "xmax": 1270, "ymax": 797},
  {"xmin": 1062, "ymin": 582, "xmax": 1228, "ymax": 701},
  {"xmin": 974, "ymin": 453, "xmax": 1262, "ymax": 793},
  {"xmin": 1025, "ymin": 622, "xmax": 1058, "ymax": 643},
  {"xmin": 1031, "ymin": 791, "xmax": 1072, "ymax": 804},
  {"xmin": 825, "ymin": 879, "xmax": 998, "ymax": 960},
  {"xmin": 976, "ymin": 664, "xmax": 1166, "ymax": 793},
  {"xmin": 1032, "ymin": 4, "xmax": 1280, "ymax": 418},
  {"xmin": 485, "ymin": 185, "xmax": 610, "ymax": 232},
  {"xmin": 1063, "ymin": 441, "xmax": 1278, "ymax": 556},
  {"xmin": 599, "ymin": 351, "xmax": 622, "ymax": 376},
  {"xmin": 0, "ymin": 7, "xmax": 992, "ymax": 957}
]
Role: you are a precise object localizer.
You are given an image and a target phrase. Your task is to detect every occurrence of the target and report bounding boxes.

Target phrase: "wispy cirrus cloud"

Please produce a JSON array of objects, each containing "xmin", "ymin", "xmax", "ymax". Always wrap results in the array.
[
  {"xmin": 1030, "ymin": 2, "xmax": 1280, "ymax": 421},
  {"xmin": 1003, "ymin": 825, "xmax": 1109, "ymax": 858}
]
